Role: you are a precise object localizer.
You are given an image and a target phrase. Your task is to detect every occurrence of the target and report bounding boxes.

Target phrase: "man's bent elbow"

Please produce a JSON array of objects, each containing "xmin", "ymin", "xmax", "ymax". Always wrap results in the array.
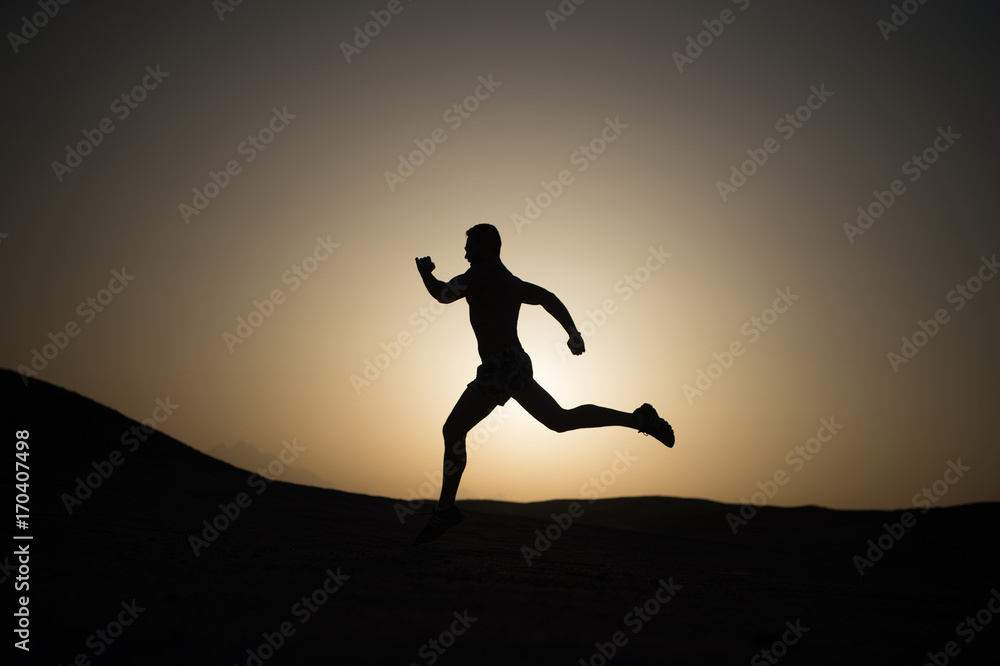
[
  {"xmin": 529, "ymin": 288, "xmax": 554, "ymax": 308},
  {"xmin": 436, "ymin": 283, "xmax": 466, "ymax": 304},
  {"xmin": 540, "ymin": 291, "xmax": 563, "ymax": 312},
  {"xmin": 435, "ymin": 289, "xmax": 459, "ymax": 304}
]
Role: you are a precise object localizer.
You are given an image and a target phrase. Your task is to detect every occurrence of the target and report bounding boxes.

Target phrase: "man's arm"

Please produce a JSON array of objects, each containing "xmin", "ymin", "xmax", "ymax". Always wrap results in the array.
[
  {"xmin": 520, "ymin": 281, "xmax": 585, "ymax": 355},
  {"xmin": 415, "ymin": 256, "xmax": 467, "ymax": 304}
]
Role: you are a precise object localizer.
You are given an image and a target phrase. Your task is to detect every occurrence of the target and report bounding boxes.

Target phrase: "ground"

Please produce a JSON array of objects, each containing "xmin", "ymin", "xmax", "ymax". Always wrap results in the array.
[{"xmin": 5, "ymin": 369, "xmax": 998, "ymax": 665}]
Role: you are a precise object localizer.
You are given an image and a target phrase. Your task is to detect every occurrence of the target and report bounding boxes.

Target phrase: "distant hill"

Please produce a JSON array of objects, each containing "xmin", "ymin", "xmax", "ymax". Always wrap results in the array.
[{"xmin": 3, "ymin": 369, "xmax": 998, "ymax": 665}]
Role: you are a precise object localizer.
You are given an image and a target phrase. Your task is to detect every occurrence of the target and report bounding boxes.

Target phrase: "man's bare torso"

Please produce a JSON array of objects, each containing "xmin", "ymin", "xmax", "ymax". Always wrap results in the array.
[{"xmin": 461, "ymin": 261, "xmax": 523, "ymax": 360}]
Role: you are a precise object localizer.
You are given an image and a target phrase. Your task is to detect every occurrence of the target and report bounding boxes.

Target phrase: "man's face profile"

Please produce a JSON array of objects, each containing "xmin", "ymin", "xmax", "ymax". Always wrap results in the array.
[{"xmin": 465, "ymin": 237, "xmax": 487, "ymax": 265}]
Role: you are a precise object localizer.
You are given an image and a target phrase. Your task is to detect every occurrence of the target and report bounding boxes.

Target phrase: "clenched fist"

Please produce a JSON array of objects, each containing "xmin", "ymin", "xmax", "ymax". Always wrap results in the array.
[{"xmin": 415, "ymin": 256, "xmax": 435, "ymax": 275}]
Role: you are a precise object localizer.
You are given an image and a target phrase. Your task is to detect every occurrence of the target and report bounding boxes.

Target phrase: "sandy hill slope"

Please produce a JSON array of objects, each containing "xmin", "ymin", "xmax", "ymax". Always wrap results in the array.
[{"xmin": 3, "ymin": 368, "xmax": 998, "ymax": 665}]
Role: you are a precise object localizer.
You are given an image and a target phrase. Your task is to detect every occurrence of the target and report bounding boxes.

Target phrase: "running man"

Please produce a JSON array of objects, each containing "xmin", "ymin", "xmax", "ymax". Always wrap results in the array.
[{"xmin": 414, "ymin": 224, "xmax": 673, "ymax": 543}]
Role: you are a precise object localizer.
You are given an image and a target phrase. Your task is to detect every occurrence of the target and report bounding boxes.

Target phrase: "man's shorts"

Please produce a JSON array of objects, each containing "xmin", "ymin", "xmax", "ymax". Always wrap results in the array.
[{"xmin": 468, "ymin": 346, "xmax": 533, "ymax": 406}]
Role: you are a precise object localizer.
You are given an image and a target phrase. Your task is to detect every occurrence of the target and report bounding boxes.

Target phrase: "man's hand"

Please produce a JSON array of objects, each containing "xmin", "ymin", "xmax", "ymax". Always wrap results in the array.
[
  {"xmin": 415, "ymin": 256, "xmax": 435, "ymax": 276},
  {"xmin": 568, "ymin": 332, "xmax": 585, "ymax": 356}
]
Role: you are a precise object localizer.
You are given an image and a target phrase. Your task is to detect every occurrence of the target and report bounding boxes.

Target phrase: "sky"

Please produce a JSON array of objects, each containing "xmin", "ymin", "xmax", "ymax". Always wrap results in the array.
[{"xmin": 2, "ymin": 0, "xmax": 998, "ymax": 510}]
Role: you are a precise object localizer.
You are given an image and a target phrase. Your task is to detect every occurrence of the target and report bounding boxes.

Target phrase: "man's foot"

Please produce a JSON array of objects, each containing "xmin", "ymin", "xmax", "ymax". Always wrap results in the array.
[
  {"xmin": 635, "ymin": 403, "xmax": 674, "ymax": 448},
  {"xmin": 414, "ymin": 504, "xmax": 465, "ymax": 544}
]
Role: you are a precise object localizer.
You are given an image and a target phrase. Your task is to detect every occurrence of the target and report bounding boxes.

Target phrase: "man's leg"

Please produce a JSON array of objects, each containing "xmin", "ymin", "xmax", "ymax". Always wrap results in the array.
[
  {"xmin": 511, "ymin": 380, "xmax": 640, "ymax": 432},
  {"xmin": 437, "ymin": 386, "xmax": 497, "ymax": 508}
]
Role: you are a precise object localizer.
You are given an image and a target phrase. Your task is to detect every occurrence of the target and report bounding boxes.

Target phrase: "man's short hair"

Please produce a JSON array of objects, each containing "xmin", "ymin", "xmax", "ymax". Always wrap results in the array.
[{"xmin": 466, "ymin": 223, "xmax": 502, "ymax": 255}]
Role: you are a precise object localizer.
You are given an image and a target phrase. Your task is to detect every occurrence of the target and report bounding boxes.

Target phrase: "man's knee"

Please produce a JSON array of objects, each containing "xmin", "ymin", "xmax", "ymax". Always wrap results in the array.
[
  {"xmin": 443, "ymin": 424, "xmax": 467, "ymax": 451},
  {"xmin": 542, "ymin": 412, "xmax": 570, "ymax": 433}
]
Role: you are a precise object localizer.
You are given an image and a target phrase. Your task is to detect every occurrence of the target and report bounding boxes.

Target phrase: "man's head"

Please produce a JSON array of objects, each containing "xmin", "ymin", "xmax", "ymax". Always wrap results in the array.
[{"xmin": 465, "ymin": 224, "xmax": 502, "ymax": 264}]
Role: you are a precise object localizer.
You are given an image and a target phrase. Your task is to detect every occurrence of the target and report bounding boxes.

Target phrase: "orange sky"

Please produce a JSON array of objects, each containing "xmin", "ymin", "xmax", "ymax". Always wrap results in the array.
[{"xmin": 2, "ymin": 0, "xmax": 998, "ymax": 510}]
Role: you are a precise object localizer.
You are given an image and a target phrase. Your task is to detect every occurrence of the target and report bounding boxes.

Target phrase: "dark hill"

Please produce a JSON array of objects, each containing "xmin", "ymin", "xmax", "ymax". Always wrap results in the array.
[{"xmin": 3, "ymin": 369, "xmax": 998, "ymax": 665}]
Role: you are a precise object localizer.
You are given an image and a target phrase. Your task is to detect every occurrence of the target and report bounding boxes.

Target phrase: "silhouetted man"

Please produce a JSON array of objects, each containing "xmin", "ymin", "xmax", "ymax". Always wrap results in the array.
[{"xmin": 414, "ymin": 224, "xmax": 673, "ymax": 543}]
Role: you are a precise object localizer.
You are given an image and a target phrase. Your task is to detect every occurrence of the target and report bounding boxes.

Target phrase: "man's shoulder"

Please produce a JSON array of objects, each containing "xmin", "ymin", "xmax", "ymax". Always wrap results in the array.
[
  {"xmin": 467, "ymin": 262, "xmax": 517, "ymax": 279},
  {"xmin": 464, "ymin": 262, "xmax": 522, "ymax": 293}
]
